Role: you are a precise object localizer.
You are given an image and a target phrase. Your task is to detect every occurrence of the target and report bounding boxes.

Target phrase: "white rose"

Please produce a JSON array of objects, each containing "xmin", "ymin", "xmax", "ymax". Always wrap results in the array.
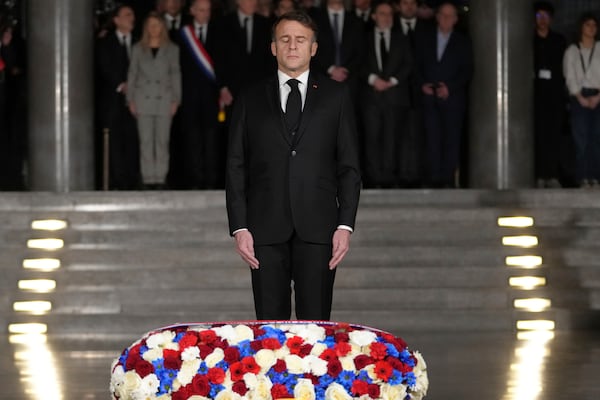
[
  {"xmin": 181, "ymin": 346, "xmax": 200, "ymax": 361},
  {"xmin": 215, "ymin": 389, "xmax": 243, "ymax": 400},
  {"xmin": 324, "ymin": 382, "xmax": 352, "ymax": 400},
  {"xmin": 212, "ymin": 325, "xmax": 236, "ymax": 343},
  {"xmin": 255, "ymin": 349, "xmax": 277, "ymax": 373},
  {"xmin": 284, "ymin": 354, "xmax": 305, "ymax": 374},
  {"xmin": 411, "ymin": 373, "xmax": 429, "ymax": 399},
  {"xmin": 413, "ymin": 351, "xmax": 428, "ymax": 375},
  {"xmin": 131, "ymin": 374, "xmax": 160, "ymax": 400},
  {"xmin": 233, "ymin": 325, "xmax": 255, "ymax": 344},
  {"xmin": 380, "ymin": 383, "xmax": 407, "ymax": 400},
  {"xmin": 189, "ymin": 396, "xmax": 211, "ymax": 400},
  {"xmin": 364, "ymin": 364, "xmax": 378, "ymax": 381},
  {"xmin": 246, "ymin": 375, "xmax": 273, "ymax": 400},
  {"xmin": 310, "ymin": 343, "xmax": 328, "ymax": 356},
  {"xmin": 205, "ymin": 347, "xmax": 225, "ymax": 367},
  {"xmin": 177, "ymin": 359, "xmax": 201, "ymax": 386},
  {"xmin": 339, "ymin": 356, "xmax": 356, "ymax": 372},
  {"xmin": 157, "ymin": 395, "xmax": 172, "ymax": 400},
  {"xmin": 294, "ymin": 378, "xmax": 316, "ymax": 400},
  {"xmin": 348, "ymin": 330, "xmax": 377, "ymax": 347},
  {"xmin": 117, "ymin": 371, "xmax": 142, "ymax": 399},
  {"xmin": 142, "ymin": 348, "xmax": 163, "ymax": 362},
  {"xmin": 243, "ymin": 372, "xmax": 258, "ymax": 389},
  {"xmin": 274, "ymin": 347, "xmax": 290, "ymax": 359},
  {"xmin": 110, "ymin": 365, "xmax": 125, "ymax": 392},
  {"xmin": 305, "ymin": 355, "xmax": 328, "ymax": 376},
  {"xmin": 146, "ymin": 331, "xmax": 176, "ymax": 349},
  {"xmin": 303, "ymin": 324, "xmax": 326, "ymax": 344}
]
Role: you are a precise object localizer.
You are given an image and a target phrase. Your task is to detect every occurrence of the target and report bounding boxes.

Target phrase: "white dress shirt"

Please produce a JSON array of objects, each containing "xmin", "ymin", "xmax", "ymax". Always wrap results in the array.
[
  {"xmin": 400, "ymin": 17, "xmax": 417, "ymax": 35},
  {"xmin": 278, "ymin": 69, "xmax": 309, "ymax": 112},
  {"xmin": 367, "ymin": 29, "xmax": 398, "ymax": 87},
  {"xmin": 194, "ymin": 21, "xmax": 207, "ymax": 43},
  {"xmin": 237, "ymin": 10, "xmax": 253, "ymax": 53},
  {"xmin": 164, "ymin": 14, "xmax": 181, "ymax": 30},
  {"xmin": 564, "ymin": 42, "xmax": 600, "ymax": 95}
]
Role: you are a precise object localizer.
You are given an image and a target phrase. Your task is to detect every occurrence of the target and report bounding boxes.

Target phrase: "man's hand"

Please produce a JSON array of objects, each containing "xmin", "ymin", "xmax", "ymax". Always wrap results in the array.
[
  {"xmin": 330, "ymin": 66, "xmax": 349, "ymax": 82},
  {"xmin": 234, "ymin": 230, "xmax": 259, "ymax": 269},
  {"xmin": 220, "ymin": 87, "xmax": 234, "ymax": 106},
  {"xmin": 422, "ymin": 83, "xmax": 435, "ymax": 96},
  {"xmin": 435, "ymin": 82, "xmax": 449, "ymax": 99},
  {"xmin": 329, "ymin": 229, "xmax": 351, "ymax": 270},
  {"xmin": 373, "ymin": 77, "xmax": 393, "ymax": 92},
  {"xmin": 128, "ymin": 102, "xmax": 137, "ymax": 117}
]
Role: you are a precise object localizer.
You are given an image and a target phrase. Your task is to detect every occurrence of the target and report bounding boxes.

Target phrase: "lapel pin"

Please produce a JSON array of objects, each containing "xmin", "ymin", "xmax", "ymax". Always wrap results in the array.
[{"xmin": 313, "ymin": 84, "xmax": 318, "ymax": 89}]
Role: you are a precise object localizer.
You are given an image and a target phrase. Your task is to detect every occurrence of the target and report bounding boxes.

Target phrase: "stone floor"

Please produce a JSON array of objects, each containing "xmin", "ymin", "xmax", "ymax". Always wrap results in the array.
[{"xmin": 1, "ymin": 330, "xmax": 599, "ymax": 400}]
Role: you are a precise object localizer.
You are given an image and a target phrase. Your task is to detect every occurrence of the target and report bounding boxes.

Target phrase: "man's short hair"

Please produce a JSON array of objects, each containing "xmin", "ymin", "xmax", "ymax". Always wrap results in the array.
[
  {"xmin": 271, "ymin": 10, "xmax": 318, "ymax": 42},
  {"xmin": 534, "ymin": 1, "xmax": 555, "ymax": 16}
]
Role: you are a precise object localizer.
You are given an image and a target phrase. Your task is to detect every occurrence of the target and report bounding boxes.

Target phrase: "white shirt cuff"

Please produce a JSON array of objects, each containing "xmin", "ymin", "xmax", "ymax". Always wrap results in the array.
[
  {"xmin": 337, "ymin": 225, "xmax": 354, "ymax": 233},
  {"xmin": 232, "ymin": 228, "xmax": 248, "ymax": 236}
]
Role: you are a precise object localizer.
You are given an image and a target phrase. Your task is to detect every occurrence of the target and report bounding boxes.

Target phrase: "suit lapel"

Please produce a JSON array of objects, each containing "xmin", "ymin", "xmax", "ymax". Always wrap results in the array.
[{"xmin": 266, "ymin": 76, "xmax": 291, "ymax": 146}]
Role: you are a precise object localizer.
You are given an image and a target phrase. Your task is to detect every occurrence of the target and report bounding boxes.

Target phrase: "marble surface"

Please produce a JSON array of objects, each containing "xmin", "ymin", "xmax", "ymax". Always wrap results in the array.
[{"xmin": 1, "ymin": 331, "xmax": 599, "ymax": 400}]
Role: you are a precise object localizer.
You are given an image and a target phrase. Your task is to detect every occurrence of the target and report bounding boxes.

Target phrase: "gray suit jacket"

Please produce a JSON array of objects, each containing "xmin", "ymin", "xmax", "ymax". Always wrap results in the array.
[{"xmin": 127, "ymin": 42, "xmax": 181, "ymax": 116}]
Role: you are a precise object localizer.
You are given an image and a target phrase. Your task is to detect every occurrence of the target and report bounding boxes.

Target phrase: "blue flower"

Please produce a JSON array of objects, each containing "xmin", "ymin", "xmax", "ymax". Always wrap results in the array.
[
  {"xmin": 174, "ymin": 332, "xmax": 186, "ymax": 342},
  {"xmin": 403, "ymin": 371, "xmax": 417, "ymax": 387},
  {"xmin": 237, "ymin": 340, "xmax": 253, "ymax": 358},
  {"xmin": 385, "ymin": 343, "xmax": 400, "ymax": 358},
  {"xmin": 152, "ymin": 358, "xmax": 165, "ymax": 372},
  {"xmin": 356, "ymin": 370, "xmax": 373, "ymax": 384},
  {"xmin": 388, "ymin": 370, "xmax": 403, "ymax": 385},
  {"xmin": 209, "ymin": 383, "xmax": 225, "ymax": 398},
  {"xmin": 119, "ymin": 349, "xmax": 129, "ymax": 367},
  {"xmin": 399, "ymin": 349, "xmax": 415, "ymax": 367},
  {"xmin": 258, "ymin": 326, "xmax": 287, "ymax": 343},
  {"xmin": 338, "ymin": 371, "xmax": 355, "ymax": 391},
  {"xmin": 197, "ymin": 361, "xmax": 208, "ymax": 374},
  {"xmin": 216, "ymin": 360, "xmax": 229, "ymax": 371}
]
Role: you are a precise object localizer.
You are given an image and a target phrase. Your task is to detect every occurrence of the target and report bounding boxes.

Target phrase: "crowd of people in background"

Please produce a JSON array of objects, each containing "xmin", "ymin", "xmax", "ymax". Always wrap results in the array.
[{"xmin": 1, "ymin": 0, "xmax": 600, "ymax": 190}]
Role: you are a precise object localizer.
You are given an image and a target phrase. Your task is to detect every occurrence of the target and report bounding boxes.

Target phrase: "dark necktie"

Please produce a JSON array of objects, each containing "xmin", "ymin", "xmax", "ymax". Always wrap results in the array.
[
  {"xmin": 243, "ymin": 17, "xmax": 250, "ymax": 53},
  {"xmin": 198, "ymin": 26, "xmax": 204, "ymax": 43},
  {"xmin": 332, "ymin": 13, "xmax": 341, "ymax": 65},
  {"xmin": 170, "ymin": 19, "xmax": 177, "ymax": 33},
  {"xmin": 379, "ymin": 31, "xmax": 388, "ymax": 72},
  {"xmin": 285, "ymin": 79, "xmax": 302, "ymax": 132},
  {"xmin": 121, "ymin": 35, "xmax": 129, "ymax": 60},
  {"xmin": 407, "ymin": 21, "xmax": 416, "ymax": 50}
]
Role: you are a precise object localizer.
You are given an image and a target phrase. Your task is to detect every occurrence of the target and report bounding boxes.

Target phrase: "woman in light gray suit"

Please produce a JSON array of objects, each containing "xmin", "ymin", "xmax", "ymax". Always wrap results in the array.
[{"xmin": 127, "ymin": 12, "xmax": 181, "ymax": 188}]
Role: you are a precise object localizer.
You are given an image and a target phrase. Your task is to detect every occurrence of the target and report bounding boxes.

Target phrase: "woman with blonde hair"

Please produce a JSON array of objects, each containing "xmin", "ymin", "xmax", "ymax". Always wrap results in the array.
[{"xmin": 127, "ymin": 12, "xmax": 181, "ymax": 188}]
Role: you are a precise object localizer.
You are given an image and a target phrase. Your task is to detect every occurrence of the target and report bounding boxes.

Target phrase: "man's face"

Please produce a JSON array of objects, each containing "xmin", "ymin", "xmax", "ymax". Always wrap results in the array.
[
  {"xmin": 399, "ymin": 0, "xmax": 418, "ymax": 19},
  {"xmin": 372, "ymin": 3, "xmax": 394, "ymax": 30},
  {"xmin": 271, "ymin": 20, "xmax": 318, "ymax": 76},
  {"xmin": 354, "ymin": 0, "xmax": 371, "ymax": 12},
  {"xmin": 114, "ymin": 7, "xmax": 135, "ymax": 33},
  {"xmin": 436, "ymin": 4, "xmax": 457, "ymax": 32},
  {"xmin": 238, "ymin": 0, "xmax": 258, "ymax": 15},
  {"xmin": 535, "ymin": 10, "xmax": 552, "ymax": 31},
  {"xmin": 327, "ymin": 0, "xmax": 345, "ymax": 12},
  {"xmin": 164, "ymin": 0, "xmax": 183, "ymax": 16},
  {"xmin": 275, "ymin": 0, "xmax": 295, "ymax": 17},
  {"xmin": 191, "ymin": 0, "xmax": 211, "ymax": 24}
]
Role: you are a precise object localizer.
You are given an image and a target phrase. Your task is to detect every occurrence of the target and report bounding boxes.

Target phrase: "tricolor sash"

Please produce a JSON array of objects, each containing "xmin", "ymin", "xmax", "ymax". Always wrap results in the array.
[{"xmin": 181, "ymin": 25, "xmax": 216, "ymax": 82}]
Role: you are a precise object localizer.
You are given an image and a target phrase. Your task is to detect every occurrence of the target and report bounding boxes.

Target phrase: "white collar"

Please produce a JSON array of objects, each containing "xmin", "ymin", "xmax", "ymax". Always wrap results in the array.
[{"xmin": 278, "ymin": 69, "xmax": 310, "ymax": 88}]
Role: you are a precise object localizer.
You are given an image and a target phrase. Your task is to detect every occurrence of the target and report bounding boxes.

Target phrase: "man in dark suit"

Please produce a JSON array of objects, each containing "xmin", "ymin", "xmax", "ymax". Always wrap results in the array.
[
  {"xmin": 353, "ymin": 0, "xmax": 373, "ymax": 31},
  {"xmin": 312, "ymin": 0, "xmax": 364, "ymax": 99},
  {"xmin": 160, "ymin": 0, "xmax": 188, "ymax": 43},
  {"xmin": 360, "ymin": 0, "xmax": 412, "ymax": 187},
  {"xmin": 96, "ymin": 5, "xmax": 141, "ymax": 190},
  {"xmin": 416, "ymin": 1, "xmax": 472, "ymax": 187},
  {"xmin": 226, "ymin": 11, "xmax": 361, "ymax": 320},
  {"xmin": 179, "ymin": 0, "xmax": 221, "ymax": 189}
]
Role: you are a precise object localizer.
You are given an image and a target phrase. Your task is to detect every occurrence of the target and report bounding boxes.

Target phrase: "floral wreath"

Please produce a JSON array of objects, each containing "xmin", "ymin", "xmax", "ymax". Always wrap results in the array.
[{"xmin": 110, "ymin": 321, "xmax": 428, "ymax": 400}]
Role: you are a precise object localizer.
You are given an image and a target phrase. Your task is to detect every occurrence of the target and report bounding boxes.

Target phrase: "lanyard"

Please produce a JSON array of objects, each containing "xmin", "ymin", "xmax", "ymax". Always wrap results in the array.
[{"xmin": 577, "ymin": 42, "xmax": 596, "ymax": 74}]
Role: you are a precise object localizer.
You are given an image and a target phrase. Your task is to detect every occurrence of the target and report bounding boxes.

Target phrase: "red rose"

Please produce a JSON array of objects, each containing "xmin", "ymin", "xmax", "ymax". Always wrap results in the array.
[
  {"xmin": 164, "ymin": 349, "xmax": 183, "ymax": 370},
  {"xmin": 271, "ymin": 383, "xmax": 292, "ymax": 399},
  {"xmin": 385, "ymin": 356, "xmax": 403, "ymax": 371},
  {"xmin": 199, "ymin": 330, "xmax": 218, "ymax": 344},
  {"xmin": 134, "ymin": 359, "xmax": 154, "ymax": 378},
  {"xmin": 319, "ymin": 349, "xmax": 337, "ymax": 362},
  {"xmin": 324, "ymin": 327, "xmax": 336, "ymax": 336},
  {"xmin": 262, "ymin": 337, "xmax": 283, "ymax": 350},
  {"xmin": 191, "ymin": 375, "xmax": 210, "ymax": 396},
  {"xmin": 327, "ymin": 359, "xmax": 343, "ymax": 378},
  {"xmin": 334, "ymin": 341, "xmax": 352, "ymax": 357},
  {"xmin": 335, "ymin": 332, "xmax": 350, "ymax": 342},
  {"xmin": 199, "ymin": 344, "xmax": 213, "ymax": 359},
  {"xmin": 213, "ymin": 338, "xmax": 229, "ymax": 350},
  {"xmin": 286, "ymin": 336, "xmax": 304, "ymax": 354},
  {"xmin": 172, "ymin": 385, "xmax": 192, "ymax": 400},
  {"xmin": 250, "ymin": 340, "xmax": 264, "ymax": 352},
  {"xmin": 232, "ymin": 380, "xmax": 249, "ymax": 396},
  {"xmin": 299, "ymin": 343, "xmax": 313, "ymax": 357},
  {"xmin": 125, "ymin": 343, "xmax": 143, "ymax": 370},
  {"xmin": 304, "ymin": 373, "xmax": 319, "ymax": 385},
  {"xmin": 351, "ymin": 380, "xmax": 369, "ymax": 396},
  {"xmin": 251, "ymin": 326, "xmax": 266, "ymax": 337},
  {"xmin": 398, "ymin": 361, "xmax": 412, "ymax": 374},
  {"xmin": 381, "ymin": 333, "xmax": 406, "ymax": 352},
  {"xmin": 273, "ymin": 359, "xmax": 287, "ymax": 373},
  {"xmin": 179, "ymin": 332, "xmax": 199, "ymax": 349},
  {"xmin": 208, "ymin": 367, "xmax": 226, "ymax": 384},
  {"xmin": 369, "ymin": 342, "xmax": 388, "ymax": 360},
  {"xmin": 374, "ymin": 361, "xmax": 393, "ymax": 382},
  {"xmin": 367, "ymin": 384, "xmax": 381, "ymax": 399},
  {"xmin": 353, "ymin": 354, "xmax": 374, "ymax": 370},
  {"xmin": 242, "ymin": 356, "xmax": 261, "ymax": 374},
  {"xmin": 229, "ymin": 361, "xmax": 246, "ymax": 381},
  {"xmin": 224, "ymin": 346, "xmax": 241, "ymax": 363}
]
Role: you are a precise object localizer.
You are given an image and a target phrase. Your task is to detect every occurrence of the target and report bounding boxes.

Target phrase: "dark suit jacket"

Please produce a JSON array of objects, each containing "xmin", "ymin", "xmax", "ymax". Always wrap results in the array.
[
  {"xmin": 360, "ymin": 30, "xmax": 412, "ymax": 107},
  {"xmin": 312, "ymin": 10, "xmax": 365, "ymax": 84},
  {"xmin": 226, "ymin": 72, "xmax": 361, "ymax": 245},
  {"xmin": 416, "ymin": 28, "xmax": 473, "ymax": 105},
  {"xmin": 214, "ymin": 12, "xmax": 274, "ymax": 96},
  {"xmin": 96, "ymin": 32, "xmax": 133, "ymax": 127}
]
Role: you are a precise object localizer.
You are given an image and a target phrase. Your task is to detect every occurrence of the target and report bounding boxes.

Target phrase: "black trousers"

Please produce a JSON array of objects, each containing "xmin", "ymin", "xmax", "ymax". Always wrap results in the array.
[{"xmin": 252, "ymin": 233, "xmax": 335, "ymax": 321}]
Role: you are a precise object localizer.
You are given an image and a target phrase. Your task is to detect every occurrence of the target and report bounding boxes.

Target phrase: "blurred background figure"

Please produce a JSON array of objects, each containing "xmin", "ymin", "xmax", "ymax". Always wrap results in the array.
[{"xmin": 127, "ymin": 12, "xmax": 181, "ymax": 189}]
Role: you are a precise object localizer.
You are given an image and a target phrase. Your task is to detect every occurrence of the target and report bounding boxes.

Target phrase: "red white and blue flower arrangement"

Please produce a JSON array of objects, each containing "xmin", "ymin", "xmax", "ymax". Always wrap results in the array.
[{"xmin": 110, "ymin": 321, "xmax": 428, "ymax": 400}]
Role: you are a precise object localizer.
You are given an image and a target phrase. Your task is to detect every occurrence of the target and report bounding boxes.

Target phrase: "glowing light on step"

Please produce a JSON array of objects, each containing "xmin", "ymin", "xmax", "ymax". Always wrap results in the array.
[
  {"xmin": 8, "ymin": 323, "xmax": 48, "ymax": 335},
  {"xmin": 13, "ymin": 301, "xmax": 52, "ymax": 315},
  {"xmin": 514, "ymin": 298, "xmax": 551, "ymax": 312},
  {"xmin": 498, "ymin": 217, "xmax": 534, "ymax": 228},
  {"xmin": 22, "ymin": 258, "xmax": 61, "ymax": 271},
  {"xmin": 9, "ymin": 333, "xmax": 48, "ymax": 345},
  {"xmin": 509, "ymin": 276, "xmax": 546, "ymax": 290},
  {"xmin": 31, "ymin": 219, "xmax": 68, "ymax": 231},
  {"xmin": 517, "ymin": 330, "xmax": 555, "ymax": 341},
  {"xmin": 502, "ymin": 235, "xmax": 538, "ymax": 247},
  {"xmin": 506, "ymin": 256, "xmax": 543, "ymax": 268},
  {"xmin": 18, "ymin": 280, "xmax": 56, "ymax": 292},
  {"xmin": 27, "ymin": 239, "xmax": 64, "ymax": 250},
  {"xmin": 516, "ymin": 320, "xmax": 555, "ymax": 331}
]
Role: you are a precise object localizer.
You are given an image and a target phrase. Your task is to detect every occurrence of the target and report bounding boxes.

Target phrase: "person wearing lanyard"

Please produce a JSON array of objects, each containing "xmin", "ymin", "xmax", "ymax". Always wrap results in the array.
[{"xmin": 564, "ymin": 13, "xmax": 600, "ymax": 189}]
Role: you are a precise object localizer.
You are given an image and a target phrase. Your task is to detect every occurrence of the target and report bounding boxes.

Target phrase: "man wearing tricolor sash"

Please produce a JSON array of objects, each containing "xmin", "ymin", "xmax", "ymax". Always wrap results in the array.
[{"xmin": 179, "ymin": 0, "xmax": 222, "ymax": 189}]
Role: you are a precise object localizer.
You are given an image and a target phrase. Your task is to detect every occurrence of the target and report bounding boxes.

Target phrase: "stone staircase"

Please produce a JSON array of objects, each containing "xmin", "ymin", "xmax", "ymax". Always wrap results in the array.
[{"xmin": 1, "ymin": 190, "xmax": 599, "ymax": 338}]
